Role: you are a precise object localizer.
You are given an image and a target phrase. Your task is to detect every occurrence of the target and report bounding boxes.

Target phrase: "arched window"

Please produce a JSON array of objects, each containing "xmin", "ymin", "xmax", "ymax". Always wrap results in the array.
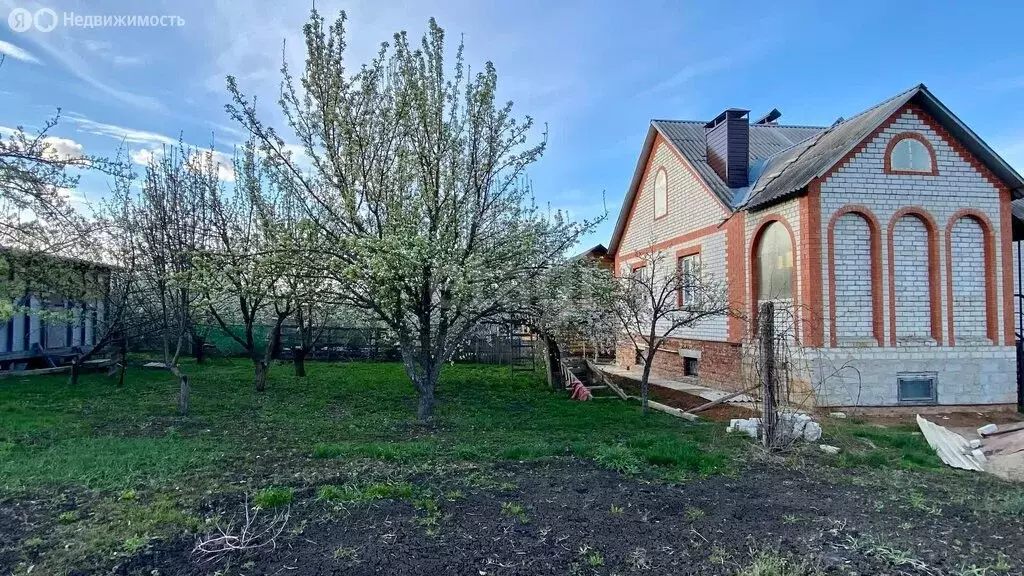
[
  {"xmin": 756, "ymin": 221, "xmax": 793, "ymax": 300},
  {"xmin": 653, "ymin": 169, "xmax": 667, "ymax": 219},
  {"xmin": 888, "ymin": 134, "xmax": 934, "ymax": 173}
]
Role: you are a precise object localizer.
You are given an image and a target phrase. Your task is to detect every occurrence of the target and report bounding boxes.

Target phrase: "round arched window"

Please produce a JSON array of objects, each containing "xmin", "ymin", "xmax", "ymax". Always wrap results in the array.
[
  {"xmin": 756, "ymin": 221, "xmax": 793, "ymax": 300},
  {"xmin": 889, "ymin": 136, "xmax": 933, "ymax": 173}
]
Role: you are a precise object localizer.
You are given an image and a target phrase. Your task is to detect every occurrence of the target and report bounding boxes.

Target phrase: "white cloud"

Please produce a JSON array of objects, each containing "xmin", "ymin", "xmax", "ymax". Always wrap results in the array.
[
  {"xmin": 41, "ymin": 136, "xmax": 85, "ymax": 160},
  {"xmin": 68, "ymin": 115, "xmax": 177, "ymax": 148},
  {"xmin": 0, "ymin": 40, "xmax": 40, "ymax": 64},
  {"xmin": 82, "ymin": 39, "xmax": 144, "ymax": 67},
  {"xmin": 131, "ymin": 148, "xmax": 156, "ymax": 165},
  {"xmin": 57, "ymin": 187, "xmax": 87, "ymax": 205}
]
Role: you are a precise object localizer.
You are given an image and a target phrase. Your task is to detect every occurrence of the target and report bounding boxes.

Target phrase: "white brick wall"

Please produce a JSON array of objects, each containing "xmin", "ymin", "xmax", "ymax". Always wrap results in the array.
[
  {"xmin": 833, "ymin": 213, "xmax": 874, "ymax": 342},
  {"xmin": 814, "ymin": 107, "xmax": 1014, "ymax": 406},
  {"xmin": 892, "ymin": 215, "xmax": 932, "ymax": 342},
  {"xmin": 618, "ymin": 139, "xmax": 731, "ymax": 342},
  {"xmin": 820, "ymin": 108, "xmax": 1006, "ymax": 346},
  {"xmin": 812, "ymin": 345, "xmax": 1016, "ymax": 406},
  {"xmin": 618, "ymin": 140, "xmax": 729, "ymax": 255},
  {"xmin": 950, "ymin": 217, "xmax": 988, "ymax": 342}
]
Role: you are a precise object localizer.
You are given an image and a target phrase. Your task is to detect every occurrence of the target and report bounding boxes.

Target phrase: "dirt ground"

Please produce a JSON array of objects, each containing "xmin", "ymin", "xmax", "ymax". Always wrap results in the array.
[
  {"xmin": 615, "ymin": 381, "xmax": 756, "ymax": 421},
  {"xmin": 57, "ymin": 459, "xmax": 1017, "ymax": 576}
]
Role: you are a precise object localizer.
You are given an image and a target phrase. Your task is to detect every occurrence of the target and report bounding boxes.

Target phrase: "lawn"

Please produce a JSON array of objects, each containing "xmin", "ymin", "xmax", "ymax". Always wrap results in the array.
[{"xmin": 0, "ymin": 359, "xmax": 1020, "ymax": 575}]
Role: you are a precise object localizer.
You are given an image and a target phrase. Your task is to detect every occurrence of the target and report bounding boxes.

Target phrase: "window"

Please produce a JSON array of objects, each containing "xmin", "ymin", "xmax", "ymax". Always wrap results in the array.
[
  {"xmin": 654, "ymin": 169, "xmax": 667, "ymax": 219},
  {"xmin": 678, "ymin": 253, "xmax": 701, "ymax": 305},
  {"xmin": 889, "ymin": 135, "xmax": 933, "ymax": 173},
  {"xmin": 756, "ymin": 221, "xmax": 793, "ymax": 300},
  {"xmin": 897, "ymin": 373, "xmax": 937, "ymax": 404},
  {"xmin": 683, "ymin": 356, "xmax": 699, "ymax": 377}
]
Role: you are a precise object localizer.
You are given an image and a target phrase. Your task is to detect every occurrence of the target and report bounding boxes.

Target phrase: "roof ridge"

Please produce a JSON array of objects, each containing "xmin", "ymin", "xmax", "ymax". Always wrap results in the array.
[{"xmin": 653, "ymin": 118, "xmax": 827, "ymax": 130}]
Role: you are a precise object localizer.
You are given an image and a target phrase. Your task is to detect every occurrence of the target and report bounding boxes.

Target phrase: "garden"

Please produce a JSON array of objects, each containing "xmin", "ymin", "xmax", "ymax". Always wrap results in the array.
[{"xmin": 1, "ymin": 359, "xmax": 1021, "ymax": 575}]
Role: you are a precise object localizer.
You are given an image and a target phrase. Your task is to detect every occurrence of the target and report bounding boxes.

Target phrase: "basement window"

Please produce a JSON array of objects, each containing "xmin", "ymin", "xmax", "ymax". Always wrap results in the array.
[
  {"xmin": 897, "ymin": 373, "xmax": 937, "ymax": 405},
  {"xmin": 683, "ymin": 356, "xmax": 699, "ymax": 377}
]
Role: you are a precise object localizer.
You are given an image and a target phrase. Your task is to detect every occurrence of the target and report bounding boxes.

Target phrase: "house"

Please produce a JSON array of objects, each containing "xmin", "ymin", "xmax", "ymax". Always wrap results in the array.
[
  {"xmin": 0, "ymin": 249, "xmax": 109, "ymax": 370},
  {"xmin": 609, "ymin": 84, "xmax": 1024, "ymax": 410}
]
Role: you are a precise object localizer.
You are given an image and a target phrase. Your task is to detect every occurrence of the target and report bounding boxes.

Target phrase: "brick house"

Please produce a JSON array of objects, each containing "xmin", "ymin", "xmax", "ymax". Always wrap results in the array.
[{"xmin": 609, "ymin": 84, "xmax": 1024, "ymax": 410}]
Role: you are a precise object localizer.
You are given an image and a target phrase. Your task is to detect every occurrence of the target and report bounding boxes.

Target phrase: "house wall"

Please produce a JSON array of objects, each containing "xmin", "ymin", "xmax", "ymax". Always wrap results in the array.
[
  {"xmin": 613, "ymin": 133, "xmax": 743, "ymax": 388},
  {"xmin": 812, "ymin": 105, "xmax": 1015, "ymax": 407}
]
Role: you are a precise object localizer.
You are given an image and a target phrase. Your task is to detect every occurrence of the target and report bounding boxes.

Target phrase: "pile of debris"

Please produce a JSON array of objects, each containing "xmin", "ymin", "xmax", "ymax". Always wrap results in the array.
[{"xmin": 727, "ymin": 411, "xmax": 822, "ymax": 442}]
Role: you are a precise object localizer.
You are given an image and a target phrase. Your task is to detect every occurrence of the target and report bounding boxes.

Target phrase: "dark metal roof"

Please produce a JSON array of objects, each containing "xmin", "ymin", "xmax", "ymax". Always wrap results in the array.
[{"xmin": 651, "ymin": 120, "xmax": 825, "ymax": 206}]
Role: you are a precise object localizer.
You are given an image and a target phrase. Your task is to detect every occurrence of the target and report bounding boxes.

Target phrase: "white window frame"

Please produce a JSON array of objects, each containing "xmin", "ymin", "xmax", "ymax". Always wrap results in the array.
[{"xmin": 678, "ymin": 253, "xmax": 701, "ymax": 306}]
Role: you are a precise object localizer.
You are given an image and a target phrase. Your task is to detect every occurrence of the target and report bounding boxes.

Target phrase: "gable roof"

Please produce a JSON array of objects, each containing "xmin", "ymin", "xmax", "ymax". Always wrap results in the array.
[
  {"xmin": 743, "ymin": 84, "xmax": 1024, "ymax": 210},
  {"xmin": 609, "ymin": 83, "xmax": 1024, "ymax": 256},
  {"xmin": 607, "ymin": 122, "xmax": 824, "ymax": 255}
]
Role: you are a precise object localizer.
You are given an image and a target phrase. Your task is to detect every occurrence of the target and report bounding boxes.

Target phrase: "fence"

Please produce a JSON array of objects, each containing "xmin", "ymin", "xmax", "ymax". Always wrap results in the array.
[{"xmin": 133, "ymin": 322, "xmax": 537, "ymax": 367}]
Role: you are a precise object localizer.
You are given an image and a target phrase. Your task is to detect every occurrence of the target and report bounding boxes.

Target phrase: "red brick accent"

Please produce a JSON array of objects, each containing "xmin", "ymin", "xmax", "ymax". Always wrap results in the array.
[
  {"xmin": 725, "ymin": 212, "xmax": 747, "ymax": 343},
  {"xmin": 1000, "ymin": 187, "xmax": 1015, "ymax": 346},
  {"xmin": 944, "ymin": 209, "xmax": 998, "ymax": 346},
  {"xmin": 616, "ymin": 337, "xmax": 744, "ymax": 392},
  {"xmin": 615, "ymin": 224, "xmax": 720, "ymax": 264},
  {"xmin": 749, "ymin": 214, "xmax": 798, "ymax": 342},
  {"xmin": 798, "ymin": 179, "xmax": 824, "ymax": 346},
  {"xmin": 886, "ymin": 207, "xmax": 942, "ymax": 346},
  {"xmin": 883, "ymin": 132, "xmax": 939, "ymax": 176},
  {"xmin": 826, "ymin": 205, "xmax": 884, "ymax": 347}
]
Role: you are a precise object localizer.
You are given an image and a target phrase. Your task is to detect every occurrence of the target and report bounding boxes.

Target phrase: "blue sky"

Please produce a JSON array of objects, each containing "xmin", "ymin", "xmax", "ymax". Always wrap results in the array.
[{"xmin": 2, "ymin": 0, "xmax": 1024, "ymax": 249}]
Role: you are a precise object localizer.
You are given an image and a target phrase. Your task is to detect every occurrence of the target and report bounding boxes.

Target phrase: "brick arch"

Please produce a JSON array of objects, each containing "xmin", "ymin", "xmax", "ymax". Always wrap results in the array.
[
  {"xmin": 944, "ymin": 209, "xmax": 998, "ymax": 345},
  {"xmin": 749, "ymin": 214, "xmax": 798, "ymax": 341},
  {"xmin": 884, "ymin": 132, "xmax": 939, "ymax": 176},
  {"xmin": 827, "ymin": 205, "xmax": 883, "ymax": 347},
  {"xmin": 887, "ymin": 207, "xmax": 942, "ymax": 346}
]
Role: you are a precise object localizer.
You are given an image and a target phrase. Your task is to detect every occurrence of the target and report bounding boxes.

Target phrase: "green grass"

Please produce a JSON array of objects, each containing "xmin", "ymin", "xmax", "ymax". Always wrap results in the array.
[
  {"xmin": 0, "ymin": 358, "xmax": 962, "ymax": 572},
  {"xmin": 254, "ymin": 486, "xmax": 294, "ymax": 509}
]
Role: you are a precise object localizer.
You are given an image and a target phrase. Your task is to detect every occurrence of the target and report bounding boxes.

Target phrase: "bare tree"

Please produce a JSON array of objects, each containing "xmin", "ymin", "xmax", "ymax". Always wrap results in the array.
[
  {"xmin": 226, "ymin": 11, "xmax": 597, "ymax": 419},
  {"xmin": 613, "ymin": 248, "xmax": 733, "ymax": 415}
]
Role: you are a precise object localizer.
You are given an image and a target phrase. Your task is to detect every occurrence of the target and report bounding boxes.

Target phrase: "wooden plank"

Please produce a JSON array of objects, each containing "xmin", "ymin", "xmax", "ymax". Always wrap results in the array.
[
  {"xmin": 687, "ymin": 385, "xmax": 759, "ymax": 415},
  {"xmin": 980, "ymin": 421, "xmax": 1024, "ymax": 437},
  {"xmin": 648, "ymin": 400, "xmax": 698, "ymax": 422},
  {"xmin": 0, "ymin": 366, "xmax": 71, "ymax": 379},
  {"xmin": 586, "ymin": 360, "xmax": 631, "ymax": 401},
  {"xmin": 981, "ymin": 429, "xmax": 1024, "ymax": 456}
]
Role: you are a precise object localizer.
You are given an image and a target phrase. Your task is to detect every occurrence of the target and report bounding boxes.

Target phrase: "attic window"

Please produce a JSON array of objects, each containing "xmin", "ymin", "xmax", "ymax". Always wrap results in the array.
[
  {"xmin": 887, "ymin": 133, "xmax": 936, "ymax": 174},
  {"xmin": 654, "ymin": 168, "xmax": 668, "ymax": 219}
]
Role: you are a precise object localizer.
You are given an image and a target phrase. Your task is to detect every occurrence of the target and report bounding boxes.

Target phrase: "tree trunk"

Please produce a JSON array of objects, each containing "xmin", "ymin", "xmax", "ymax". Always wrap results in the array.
[
  {"xmin": 194, "ymin": 335, "xmax": 206, "ymax": 364},
  {"xmin": 69, "ymin": 360, "xmax": 81, "ymax": 386},
  {"xmin": 541, "ymin": 334, "xmax": 561, "ymax": 391},
  {"xmin": 253, "ymin": 358, "xmax": 268, "ymax": 392},
  {"xmin": 294, "ymin": 347, "xmax": 307, "ymax": 377},
  {"xmin": 640, "ymin": 353, "xmax": 654, "ymax": 416},
  {"xmin": 417, "ymin": 375, "xmax": 436, "ymax": 421},
  {"xmin": 116, "ymin": 339, "xmax": 127, "ymax": 388},
  {"xmin": 178, "ymin": 375, "xmax": 189, "ymax": 415}
]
